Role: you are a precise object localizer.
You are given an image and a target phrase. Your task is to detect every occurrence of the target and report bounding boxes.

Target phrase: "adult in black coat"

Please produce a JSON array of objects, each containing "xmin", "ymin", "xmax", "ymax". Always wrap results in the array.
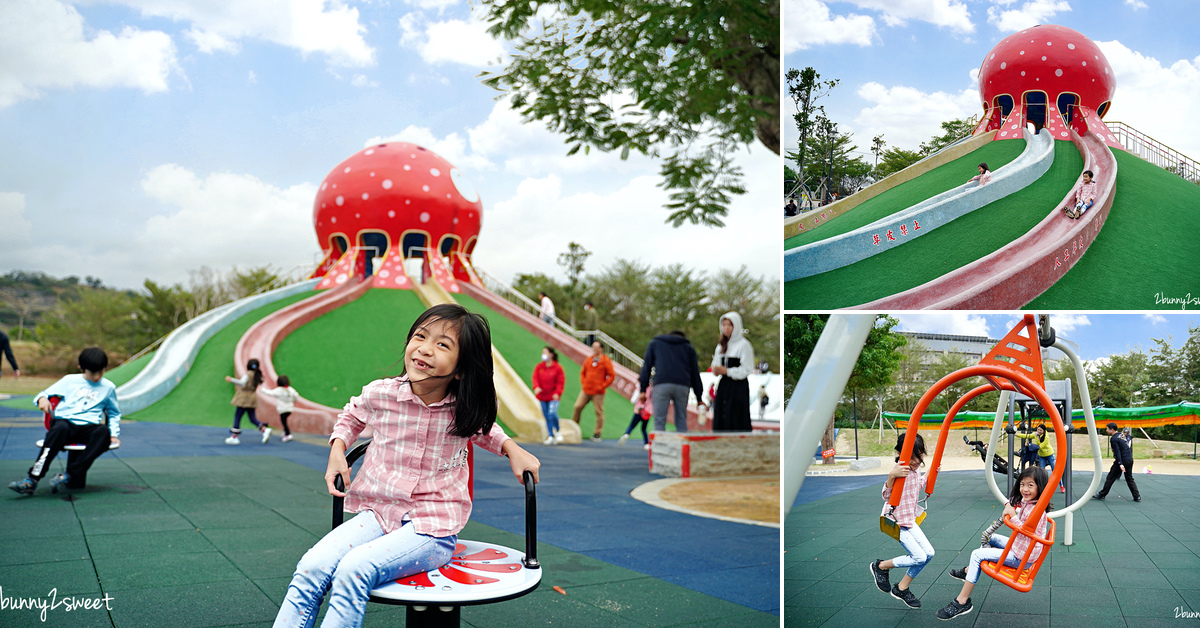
[
  {"xmin": 0, "ymin": 330, "xmax": 20, "ymax": 381},
  {"xmin": 638, "ymin": 331, "xmax": 707, "ymax": 434},
  {"xmin": 1093, "ymin": 422, "xmax": 1141, "ymax": 502}
]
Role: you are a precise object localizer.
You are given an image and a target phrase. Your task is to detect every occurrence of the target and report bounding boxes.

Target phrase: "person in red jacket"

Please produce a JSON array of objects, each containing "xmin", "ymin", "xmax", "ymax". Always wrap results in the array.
[
  {"xmin": 532, "ymin": 346, "xmax": 565, "ymax": 445},
  {"xmin": 572, "ymin": 341, "xmax": 615, "ymax": 442}
]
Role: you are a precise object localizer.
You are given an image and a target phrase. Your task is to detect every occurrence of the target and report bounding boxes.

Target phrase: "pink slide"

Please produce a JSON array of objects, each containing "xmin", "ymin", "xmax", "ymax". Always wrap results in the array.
[
  {"xmin": 856, "ymin": 120, "xmax": 1117, "ymax": 310},
  {"xmin": 233, "ymin": 277, "xmax": 372, "ymax": 435}
]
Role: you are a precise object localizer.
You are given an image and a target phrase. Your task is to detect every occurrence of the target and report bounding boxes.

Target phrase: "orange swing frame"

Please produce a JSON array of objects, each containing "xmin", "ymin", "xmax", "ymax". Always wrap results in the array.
[{"xmin": 890, "ymin": 315, "xmax": 1064, "ymax": 593}]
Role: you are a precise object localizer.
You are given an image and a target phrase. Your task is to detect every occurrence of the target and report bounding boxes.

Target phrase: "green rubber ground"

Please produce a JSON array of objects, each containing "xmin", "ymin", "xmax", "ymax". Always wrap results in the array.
[
  {"xmin": 127, "ymin": 291, "xmax": 317, "ymax": 426},
  {"xmin": 272, "ymin": 288, "xmax": 427, "ymax": 409},
  {"xmin": 454, "ymin": 293, "xmax": 637, "ymax": 440},
  {"xmin": 785, "ymin": 140, "xmax": 1084, "ymax": 309},
  {"xmin": 1028, "ymin": 148, "xmax": 1200, "ymax": 309},
  {"xmin": 784, "ymin": 139, "xmax": 1026, "ymax": 249}
]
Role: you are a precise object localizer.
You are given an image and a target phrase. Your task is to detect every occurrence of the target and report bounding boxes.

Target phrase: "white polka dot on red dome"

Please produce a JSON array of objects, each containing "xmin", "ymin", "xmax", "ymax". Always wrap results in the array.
[
  {"xmin": 1082, "ymin": 61, "xmax": 1087, "ymax": 66},
  {"xmin": 365, "ymin": 149, "xmax": 375, "ymax": 155},
  {"xmin": 1068, "ymin": 44, "xmax": 1075, "ymax": 50},
  {"xmin": 336, "ymin": 196, "xmax": 344, "ymax": 206},
  {"xmin": 362, "ymin": 193, "xmax": 369, "ymax": 200},
  {"xmin": 1047, "ymin": 41, "xmax": 1052, "ymax": 46},
  {"xmin": 344, "ymin": 167, "xmax": 351, "ymax": 173},
  {"xmin": 422, "ymin": 185, "xmax": 430, "ymax": 192},
  {"xmin": 331, "ymin": 216, "xmax": 337, "ymax": 223},
  {"xmin": 453, "ymin": 218, "xmax": 459, "ymax": 224},
  {"xmin": 1056, "ymin": 69, "xmax": 1063, "ymax": 77},
  {"xmin": 405, "ymin": 199, "xmax": 411, "ymax": 204},
  {"xmin": 321, "ymin": 182, "xmax": 327, "ymax": 191},
  {"xmin": 1021, "ymin": 71, "xmax": 1026, "ymax": 76},
  {"xmin": 355, "ymin": 213, "xmax": 360, "ymax": 218},
  {"xmin": 332, "ymin": 183, "xmax": 337, "ymax": 189},
  {"xmin": 430, "ymin": 168, "xmax": 440, "ymax": 177},
  {"xmin": 403, "ymin": 164, "xmax": 411, "ymax": 171},
  {"xmin": 1001, "ymin": 62, "xmax": 1006, "ymax": 69},
  {"xmin": 388, "ymin": 210, "xmax": 395, "ymax": 218},
  {"xmin": 382, "ymin": 179, "xmax": 393, "ymax": 189},
  {"xmin": 1042, "ymin": 56, "xmax": 1047, "ymax": 61},
  {"xmin": 419, "ymin": 212, "xmax": 430, "ymax": 223},
  {"xmin": 1020, "ymin": 51, "xmax": 1025, "ymax": 55},
  {"xmin": 370, "ymin": 172, "xmax": 375, "ymax": 177}
]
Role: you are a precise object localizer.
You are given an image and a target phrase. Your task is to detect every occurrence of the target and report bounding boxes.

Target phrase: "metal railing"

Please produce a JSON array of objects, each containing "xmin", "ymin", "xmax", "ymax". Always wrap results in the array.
[
  {"xmin": 472, "ymin": 266, "xmax": 644, "ymax": 372},
  {"xmin": 1106, "ymin": 121, "xmax": 1200, "ymax": 184}
]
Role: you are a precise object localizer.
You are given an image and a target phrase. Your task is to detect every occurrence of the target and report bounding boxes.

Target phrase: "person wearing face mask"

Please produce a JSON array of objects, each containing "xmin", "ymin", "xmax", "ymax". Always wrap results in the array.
[
  {"xmin": 710, "ymin": 312, "xmax": 754, "ymax": 432},
  {"xmin": 532, "ymin": 346, "xmax": 565, "ymax": 445}
]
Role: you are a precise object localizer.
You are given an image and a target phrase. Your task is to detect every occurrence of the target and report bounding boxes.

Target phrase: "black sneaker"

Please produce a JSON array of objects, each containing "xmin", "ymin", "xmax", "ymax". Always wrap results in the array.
[
  {"xmin": 1133, "ymin": 496, "xmax": 1142, "ymax": 502},
  {"xmin": 1092, "ymin": 493, "xmax": 1105, "ymax": 501},
  {"xmin": 870, "ymin": 560, "xmax": 890, "ymax": 593},
  {"xmin": 937, "ymin": 597, "xmax": 973, "ymax": 620},
  {"xmin": 950, "ymin": 567, "xmax": 967, "ymax": 581},
  {"xmin": 891, "ymin": 583, "xmax": 920, "ymax": 608}
]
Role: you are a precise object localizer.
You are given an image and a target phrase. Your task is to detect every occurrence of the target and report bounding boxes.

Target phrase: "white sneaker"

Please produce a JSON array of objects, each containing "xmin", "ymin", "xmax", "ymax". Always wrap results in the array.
[
  {"xmin": 555, "ymin": 432, "xmax": 564, "ymax": 443},
  {"xmin": 261, "ymin": 427, "xmax": 272, "ymax": 444},
  {"xmin": 543, "ymin": 436, "xmax": 555, "ymax": 446},
  {"xmin": 281, "ymin": 434, "xmax": 293, "ymax": 443},
  {"xmin": 225, "ymin": 436, "xmax": 241, "ymax": 445},
  {"xmin": 643, "ymin": 443, "xmax": 651, "ymax": 451},
  {"xmin": 618, "ymin": 434, "xmax": 629, "ymax": 446}
]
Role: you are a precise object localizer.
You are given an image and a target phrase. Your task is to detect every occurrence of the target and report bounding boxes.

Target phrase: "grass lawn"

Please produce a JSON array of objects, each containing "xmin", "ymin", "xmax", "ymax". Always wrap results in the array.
[
  {"xmin": 1027, "ymin": 148, "xmax": 1200, "ymax": 308},
  {"xmin": 272, "ymin": 288, "xmax": 427, "ymax": 408},
  {"xmin": 785, "ymin": 140, "xmax": 1084, "ymax": 309},
  {"xmin": 127, "ymin": 291, "xmax": 317, "ymax": 426},
  {"xmin": 784, "ymin": 139, "xmax": 1026, "ymax": 249}
]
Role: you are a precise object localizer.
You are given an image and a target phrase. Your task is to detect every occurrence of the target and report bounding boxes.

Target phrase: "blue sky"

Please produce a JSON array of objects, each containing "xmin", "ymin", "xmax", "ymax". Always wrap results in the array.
[
  {"xmin": 784, "ymin": 0, "xmax": 1200, "ymax": 166},
  {"xmin": 893, "ymin": 312, "xmax": 1200, "ymax": 362},
  {"xmin": 0, "ymin": 0, "xmax": 777, "ymax": 291}
]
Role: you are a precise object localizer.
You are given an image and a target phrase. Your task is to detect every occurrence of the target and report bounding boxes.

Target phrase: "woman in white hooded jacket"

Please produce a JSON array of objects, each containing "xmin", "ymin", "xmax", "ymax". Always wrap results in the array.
[{"xmin": 711, "ymin": 311, "xmax": 754, "ymax": 432}]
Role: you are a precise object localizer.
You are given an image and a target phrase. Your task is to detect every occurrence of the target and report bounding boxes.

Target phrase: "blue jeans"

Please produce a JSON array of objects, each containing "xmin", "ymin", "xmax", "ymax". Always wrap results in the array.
[
  {"xmin": 274, "ymin": 511, "xmax": 456, "ymax": 628},
  {"xmin": 651, "ymin": 383, "xmax": 690, "ymax": 433},
  {"xmin": 891, "ymin": 523, "xmax": 935, "ymax": 579},
  {"xmin": 540, "ymin": 400, "xmax": 560, "ymax": 436},
  {"xmin": 966, "ymin": 534, "xmax": 1025, "ymax": 583}
]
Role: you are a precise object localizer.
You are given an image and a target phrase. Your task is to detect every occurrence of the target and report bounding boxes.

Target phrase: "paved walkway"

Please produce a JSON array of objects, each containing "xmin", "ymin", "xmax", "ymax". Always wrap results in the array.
[
  {"xmin": 1, "ymin": 412, "xmax": 778, "ymax": 627},
  {"xmin": 786, "ymin": 468, "xmax": 1200, "ymax": 627}
]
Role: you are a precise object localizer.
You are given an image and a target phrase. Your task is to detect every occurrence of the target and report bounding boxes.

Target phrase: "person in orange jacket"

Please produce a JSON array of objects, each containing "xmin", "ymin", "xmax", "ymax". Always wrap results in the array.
[{"xmin": 571, "ymin": 341, "xmax": 615, "ymax": 442}]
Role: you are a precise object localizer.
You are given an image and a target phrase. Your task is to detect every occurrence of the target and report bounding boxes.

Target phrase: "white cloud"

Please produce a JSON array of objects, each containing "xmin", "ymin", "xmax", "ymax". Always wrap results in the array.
[
  {"xmin": 784, "ymin": 0, "xmax": 877, "ymax": 53},
  {"xmin": 986, "ymin": 1, "xmax": 1072, "ymax": 33},
  {"xmin": 1125, "ymin": 0, "xmax": 1148, "ymax": 9},
  {"xmin": 894, "ymin": 313, "xmax": 992, "ymax": 336},
  {"xmin": 852, "ymin": 81, "xmax": 981, "ymax": 150},
  {"xmin": 1098, "ymin": 40, "xmax": 1200, "ymax": 160},
  {"xmin": 847, "ymin": 0, "xmax": 974, "ymax": 33},
  {"xmin": 1144, "ymin": 314, "xmax": 1168, "ymax": 324},
  {"xmin": 398, "ymin": 10, "xmax": 506, "ymax": 66},
  {"xmin": 1047, "ymin": 314, "xmax": 1090, "ymax": 334},
  {"xmin": 364, "ymin": 125, "xmax": 492, "ymax": 173},
  {"xmin": 0, "ymin": 0, "xmax": 176, "ymax": 109},
  {"xmin": 248, "ymin": 70, "xmax": 257, "ymax": 84},
  {"xmin": 405, "ymin": 0, "xmax": 459, "ymax": 12},
  {"xmin": 136, "ymin": 164, "xmax": 317, "ymax": 277},
  {"xmin": 350, "ymin": 74, "xmax": 377, "ymax": 88},
  {"xmin": 108, "ymin": 0, "xmax": 374, "ymax": 67},
  {"xmin": 0, "ymin": 192, "xmax": 33, "ymax": 249}
]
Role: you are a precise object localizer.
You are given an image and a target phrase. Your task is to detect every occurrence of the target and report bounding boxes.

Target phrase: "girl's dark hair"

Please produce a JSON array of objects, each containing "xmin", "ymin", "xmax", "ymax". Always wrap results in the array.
[
  {"xmin": 543, "ymin": 346, "xmax": 558, "ymax": 362},
  {"xmin": 894, "ymin": 433, "xmax": 927, "ymax": 464},
  {"xmin": 79, "ymin": 347, "xmax": 108, "ymax": 372},
  {"xmin": 406, "ymin": 304, "xmax": 497, "ymax": 438},
  {"xmin": 246, "ymin": 358, "xmax": 263, "ymax": 388},
  {"xmin": 979, "ymin": 162, "xmax": 989, "ymax": 171},
  {"xmin": 1010, "ymin": 465, "xmax": 1050, "ymax": 508},
  {"xmin": 719, "ymin": 316, "xmax": 730, "ymax": 354},
  {"xmin": 1083, "ymin": 170, "xmax": 1094, "ymax": 178},
  {"xmin": 277, "ymin": 375, "xmax": 290, "ymax": 387}
]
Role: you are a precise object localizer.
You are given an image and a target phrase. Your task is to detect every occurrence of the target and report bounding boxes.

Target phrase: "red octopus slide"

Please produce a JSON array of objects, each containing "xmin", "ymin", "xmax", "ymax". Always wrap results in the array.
[
  {"xmin": 857, "ymin": 114, "xmax": 1117, "ymax": 310},
  {"xmin": 233, "ymin": 277, "xmax": 372, "ymax": 435}
]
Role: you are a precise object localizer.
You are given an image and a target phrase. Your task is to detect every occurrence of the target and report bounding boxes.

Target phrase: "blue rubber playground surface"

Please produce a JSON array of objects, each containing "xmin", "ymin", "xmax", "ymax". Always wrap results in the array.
[
  {"xmin": 0, "ymin": 403, "xmax": 779, "ymax": 627},
  {"xmin": 786, "ymin": 468, "xmax": 1200, "ymax": 627}
]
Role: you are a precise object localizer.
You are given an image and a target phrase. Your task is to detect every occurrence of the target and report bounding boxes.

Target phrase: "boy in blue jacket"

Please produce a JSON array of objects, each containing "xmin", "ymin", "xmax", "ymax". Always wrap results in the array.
[{"xmin": 8, "ymin": 347, "xmax": 122, "ymax": 495}]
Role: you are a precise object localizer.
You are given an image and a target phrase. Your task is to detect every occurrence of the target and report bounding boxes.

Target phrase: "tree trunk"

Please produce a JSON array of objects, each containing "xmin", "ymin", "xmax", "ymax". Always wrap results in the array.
[{"xmin": 821, "ymin": 416, "xmax": 836, "ymax": 465}]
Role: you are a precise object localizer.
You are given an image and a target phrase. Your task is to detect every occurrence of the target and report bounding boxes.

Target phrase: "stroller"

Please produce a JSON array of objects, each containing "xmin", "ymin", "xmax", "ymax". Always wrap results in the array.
[{"xmin": 963, "ymin": 435, "xmax": 1010, "ymax": 476}]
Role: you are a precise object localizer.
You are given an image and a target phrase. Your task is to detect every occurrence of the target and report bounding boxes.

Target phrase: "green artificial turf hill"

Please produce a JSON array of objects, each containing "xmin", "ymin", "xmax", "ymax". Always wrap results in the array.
[
  {"xmin": 454, "ymin": 293, "xmax": 637, "ymax": 440},
  {"xmin": 272, "ymin": 288, "xmax": 426, "ymax": 409},
  {"xmin": 784, "ymin": 139, "xmax": 1026, "ymax": 249},
  {"xmin": 128, "ymin": 291, "xmax": 317, "ymax": 426},
  {"xmin": 106, "ymin": 350, "xmax": 156, "ymax": 387},
  {"xmin": 785, "ymin": 140, "xmax": 1084, "ymax": 309},
  {"xmin": 1028, "ymin": 148, "xmax": 1200, "ymax": 309}
]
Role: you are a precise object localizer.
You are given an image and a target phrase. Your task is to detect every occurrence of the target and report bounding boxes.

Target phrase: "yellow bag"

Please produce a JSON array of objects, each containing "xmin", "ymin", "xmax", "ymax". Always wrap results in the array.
[{"xmin": 880, "ymin": 511, "xmax": 927, "ymax": 541}]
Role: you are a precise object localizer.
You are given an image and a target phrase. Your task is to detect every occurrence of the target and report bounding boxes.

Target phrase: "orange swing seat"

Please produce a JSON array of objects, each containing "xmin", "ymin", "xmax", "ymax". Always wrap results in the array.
[{"xmin": 980, "ymin": 515, "xmax": 1055, "ymax": 593}]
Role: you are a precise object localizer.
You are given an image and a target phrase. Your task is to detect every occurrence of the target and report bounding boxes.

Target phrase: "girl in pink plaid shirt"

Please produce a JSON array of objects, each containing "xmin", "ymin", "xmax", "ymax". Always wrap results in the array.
[
  {"xmin": 936, "ymin": 466, "xmax": 1051, "ymax": 620},
  {"xmin": 274, "ymin": 304, "xmax": 540, "ymax": 628},
  {"xmin": 870, "ymin": 434, "xmax": 933, "ymax": 609}
]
